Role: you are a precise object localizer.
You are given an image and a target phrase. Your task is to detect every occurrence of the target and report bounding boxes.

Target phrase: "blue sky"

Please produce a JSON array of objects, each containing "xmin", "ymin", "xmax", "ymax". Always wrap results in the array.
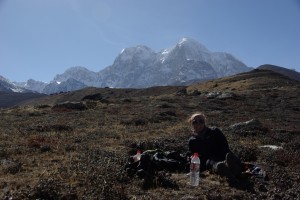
[{"xmin": 0, "ymin": 0, "xmax": 299, "ymax": 82}]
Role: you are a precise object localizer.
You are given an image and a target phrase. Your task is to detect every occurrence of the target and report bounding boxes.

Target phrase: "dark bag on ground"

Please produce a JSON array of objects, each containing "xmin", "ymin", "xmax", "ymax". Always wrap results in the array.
[{"xmin": 125, "ymin": 149, "xmax": 189, "ymax": 178}]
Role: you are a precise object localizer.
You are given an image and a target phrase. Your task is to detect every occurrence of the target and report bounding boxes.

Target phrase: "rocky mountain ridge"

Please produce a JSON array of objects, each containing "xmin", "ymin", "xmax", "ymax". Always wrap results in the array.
[
  {"xmin": 0, "ymin": 75, "xmax": 33, "ymax": 93},
  {"xmin": 13, "ymin": 79, "xmax": 48, "ymax": 93},
  {"xmin": 8, "ymin": 38, "xmax": 252, "ymax": 94}
]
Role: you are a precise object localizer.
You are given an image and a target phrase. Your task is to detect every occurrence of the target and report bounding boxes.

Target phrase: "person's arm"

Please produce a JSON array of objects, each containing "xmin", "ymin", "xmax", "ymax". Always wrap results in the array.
[
  {"xmin": 188, "ymin": 137, "xmax": 196, "ymax": 153},
  {"xmin": 211, "ymin": 128, "xmax": 229, "ymax": 161},
  {"xmin": 206, "ymin": 128, "xmax": 229, "ymax": 169}
]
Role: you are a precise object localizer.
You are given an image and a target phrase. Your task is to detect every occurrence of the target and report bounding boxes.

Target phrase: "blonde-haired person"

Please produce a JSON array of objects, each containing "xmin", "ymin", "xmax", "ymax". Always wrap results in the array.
[{"xmin": 188, "ymin": 112, "xmax": 242, "ymax": 180}]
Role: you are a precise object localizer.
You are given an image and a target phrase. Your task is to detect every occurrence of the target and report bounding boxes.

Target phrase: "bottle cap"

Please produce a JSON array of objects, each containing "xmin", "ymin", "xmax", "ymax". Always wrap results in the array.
[
  {"xmin": 193, "ymin": 152, "xmax": 199, "ymax": 157},
  {"xmin": 137, "ymin": 150, "xmax": 142, "ymax": 154}
]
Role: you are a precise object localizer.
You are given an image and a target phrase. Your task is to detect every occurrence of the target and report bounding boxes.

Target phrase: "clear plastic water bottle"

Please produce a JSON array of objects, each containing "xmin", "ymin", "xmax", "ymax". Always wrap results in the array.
[
  {"xmin": 133, "ymin": 150, "xmax": 142, "ymax": 163},
  {"xmin": 190, "ymin": 152, "xmax": 200, "ymax": 186}
]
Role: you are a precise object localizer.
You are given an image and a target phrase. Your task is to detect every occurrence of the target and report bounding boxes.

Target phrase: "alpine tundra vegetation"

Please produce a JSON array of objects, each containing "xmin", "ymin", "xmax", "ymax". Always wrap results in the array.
[{"xmin": 0, "ymin": 69, "xmax": 299, "ymax": 199}]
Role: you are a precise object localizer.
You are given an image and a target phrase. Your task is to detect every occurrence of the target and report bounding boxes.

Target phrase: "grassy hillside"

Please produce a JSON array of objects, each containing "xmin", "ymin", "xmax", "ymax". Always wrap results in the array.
[
  {"xmin": 0, "ymin": 69, "xmax": 299, "ymax": 199},
  {"xmin": 0, "ymin": 92, "xmax": 46, "ymax": 108}
]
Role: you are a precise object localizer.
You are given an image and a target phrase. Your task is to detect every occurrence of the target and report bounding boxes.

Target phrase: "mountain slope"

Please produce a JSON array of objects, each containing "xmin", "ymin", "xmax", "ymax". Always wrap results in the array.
[
  {"xmin": 258, "ymin": 64, "xmax": 300, "ymax": 81},
  {"xmin": 14, "ymin": 79, "xmax": 48, "ymax": 93},
  {"xmin": 42, "ymin": 78, "xmax": 87, "ymax": 94},
  {"xmin": 160, "ymin": 38, "xmax": 249, "ymax": 77},
  {"xmin": 98, "ymin": 45, "xmax": 158, "ymax": 88},
  {"xmin": 0, "ymin": 92, "xmax": 46, "ymax": 108},
  {"xmin": 0, "ymin": 75, "xmax": 32, "ymax": 93},
  {"xmin": 53, "ymin": 66, "xmax": 99, "ymax": 86},
  {"xmin": 187, "ymin": 69, "xmax": 300, "ymax": 92}
]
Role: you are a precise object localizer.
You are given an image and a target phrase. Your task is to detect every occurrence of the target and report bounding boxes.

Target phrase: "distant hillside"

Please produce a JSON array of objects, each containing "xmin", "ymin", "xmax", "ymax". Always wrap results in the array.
[
  {"xmin": 258, "ymin": 64, "xmax": 300, "ymax": 81},
  {"xmin": 0, "ymin": 92, "xmax": 46, "ymax": 108},
  {"xmin": 187, "ymin": 69, "xmax": 300, "ymax": 92},
  {"xmin": 19, "ymin": 86, "xmax": 187, "ymax": 107}
]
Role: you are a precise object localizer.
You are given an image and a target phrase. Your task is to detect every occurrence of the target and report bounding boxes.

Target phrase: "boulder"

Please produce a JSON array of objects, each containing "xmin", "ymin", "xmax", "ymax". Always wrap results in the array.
[{"xmin": 228, "ymin": 119, "xmax": 267, "ymax": 136}]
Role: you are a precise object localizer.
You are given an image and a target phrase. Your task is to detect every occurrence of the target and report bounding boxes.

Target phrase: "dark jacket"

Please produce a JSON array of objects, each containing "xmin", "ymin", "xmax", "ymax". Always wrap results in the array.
[{"xmin": 188, "ymin": 127, "xmax": 229, "ymax": 172}]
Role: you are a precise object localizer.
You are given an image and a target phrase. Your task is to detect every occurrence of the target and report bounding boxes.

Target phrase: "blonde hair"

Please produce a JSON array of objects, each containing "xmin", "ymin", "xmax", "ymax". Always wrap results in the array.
[{"xmin": 188, "ymin": 112, "xmax": 207, "ymax": 126}]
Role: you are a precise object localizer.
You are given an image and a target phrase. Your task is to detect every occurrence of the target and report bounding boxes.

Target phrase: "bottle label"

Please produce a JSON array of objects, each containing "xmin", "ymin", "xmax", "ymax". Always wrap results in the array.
[{"xmin": 191, "ymin": 163, "xmax": 200, "ymax": 170}]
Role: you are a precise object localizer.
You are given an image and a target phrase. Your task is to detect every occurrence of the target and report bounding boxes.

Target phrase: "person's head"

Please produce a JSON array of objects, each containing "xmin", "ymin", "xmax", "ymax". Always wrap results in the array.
[{"xmin": 189, "ymin": 112, "xmax": 206, "ymax": 133}]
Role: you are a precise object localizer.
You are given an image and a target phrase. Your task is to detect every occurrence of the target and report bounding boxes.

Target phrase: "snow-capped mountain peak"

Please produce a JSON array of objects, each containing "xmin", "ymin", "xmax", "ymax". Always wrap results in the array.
[
  {"xmin": 3, "ymin": 37, "xmax": 252, "ymax": 93},
  {"xmin": 96, "ymin": 37, "xmax": 251, "ymax": 88},
  {"xmin": 177, "ymin": 37, "xmax": 210, "ymax": 52},
  {"xmin": 159, "ymin": 37, "xmax": 211, "ymax": 64}
]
